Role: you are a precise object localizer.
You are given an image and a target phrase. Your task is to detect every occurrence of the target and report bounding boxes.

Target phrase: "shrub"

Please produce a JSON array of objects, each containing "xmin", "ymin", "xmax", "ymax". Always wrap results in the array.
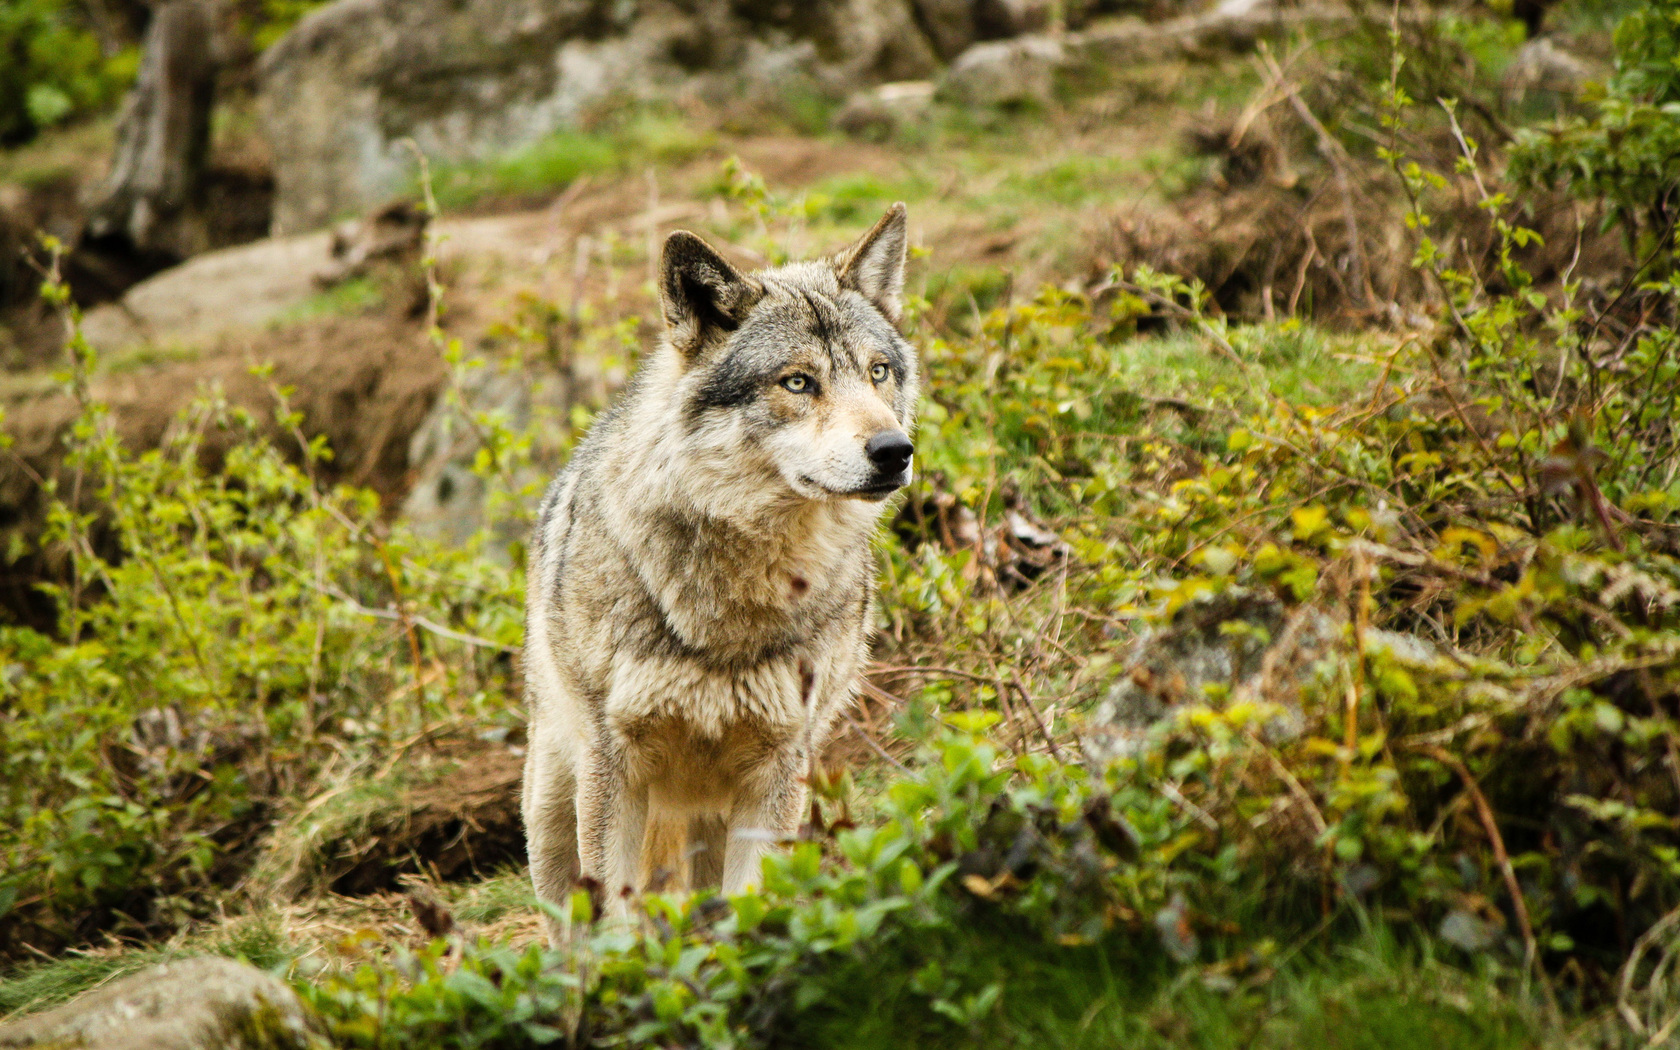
[
  {"xmin": 0, "ymin": 0, "xmax": 138, "ymax": 144},
  {"xmin": 0, "ymin": 254, "xmax": 527, "ymax": 954},
  {"xmin": 1510, "ymin": 0, "xmax": 1680, "ymax": 253}
]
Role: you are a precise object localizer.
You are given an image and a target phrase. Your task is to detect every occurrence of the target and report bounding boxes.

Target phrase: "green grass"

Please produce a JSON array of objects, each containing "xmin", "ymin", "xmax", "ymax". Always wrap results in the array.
[
  {"xmin": 99, "ymin": 342, "xmax": 207, "ymax": 374},
  {"xmin": 804, "ymin": 172, "xmax": 931, "ymax": 224},
  {"xmin": 244, "ymin": 756, "xmax": 453, "ymax": 901},
  {"xmin": 427, "ymin": 112, "xmax": 714, "ymax": 210},
  {"xmin": 1115, "ymin": 324, "xmax": 1385, "ymax": 407},
  {"xmin": 0, "ymin": 117, "xmax": 114, "ymax": 188},
  {"xmin": 783, "ymin": 925, "xmax": 1552, "ymax": 1050},
  {"xmin": 276, "ymin": 274, "xmax": 384, "ymax": 323},
  {"xmin": 448, "ymin": 869, "xmax": 538, "ymax": 925}
]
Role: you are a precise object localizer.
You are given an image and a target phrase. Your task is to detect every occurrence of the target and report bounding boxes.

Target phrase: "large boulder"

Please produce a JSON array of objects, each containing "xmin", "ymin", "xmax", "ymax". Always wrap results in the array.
[
  {"xmin": 258, "ymin": 0, "xmax": 942, "ymax": 232},
  {"xmin": 0, "ymin": 956, "xmax": 323, "ymax": 1050},
  {"xmin": 939, "ymin": 34, "xmax": 1066, "ymax": 107},
  {"xmin": 911, "ymin": 0, "xmax": 1052, "ymax": 60}
]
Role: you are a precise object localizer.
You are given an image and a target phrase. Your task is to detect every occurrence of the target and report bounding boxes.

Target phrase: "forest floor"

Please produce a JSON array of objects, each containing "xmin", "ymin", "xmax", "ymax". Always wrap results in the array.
[{"xmin": 2, "ymin": 3, "xmax": 1674, "ymax": 1047}]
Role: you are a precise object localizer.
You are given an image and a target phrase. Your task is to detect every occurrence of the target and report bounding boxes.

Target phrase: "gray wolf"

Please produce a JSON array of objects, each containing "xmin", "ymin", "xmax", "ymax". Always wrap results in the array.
[{"xmin": 521, "ymin": 205, "xmax": 919, "ymax": 937}]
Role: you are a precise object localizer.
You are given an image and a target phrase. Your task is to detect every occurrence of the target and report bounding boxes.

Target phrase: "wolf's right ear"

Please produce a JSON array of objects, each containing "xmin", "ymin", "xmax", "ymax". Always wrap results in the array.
[
  {"xmin": 835, "ymin": 203, "xmax": 908, "ymax": 325},
  {"xmin": 659, "ymin": 232, "xmax": 762, "ymax": 357}
]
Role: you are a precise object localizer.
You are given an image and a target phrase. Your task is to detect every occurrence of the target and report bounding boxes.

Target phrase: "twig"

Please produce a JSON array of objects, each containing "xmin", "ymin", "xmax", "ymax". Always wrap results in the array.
[
  {"xmin": 1619, "ymin": 907, "xmax": 1680, "ymax": 1037},
  {"xmin": 1007, "ymin": 670, "xmax": 1064, "ymax": 761},
  {"xmin": 1261, "ymin": 47, "xmax": 1375, "ymax": 307},
  {"xmin": 1244, "ymin": 730, "xmax": 1329, "ymax": 837},
  {"xmin": 295, "ymin": 570, "xmax": 516, "ymax": 653},
  {"xmin": 840, "ymin": 707, "xmax": 913, "ymax": 775},
  {"xmin": 1159, "ymin": 780, "xmax": 1220, "ymax": 832}
]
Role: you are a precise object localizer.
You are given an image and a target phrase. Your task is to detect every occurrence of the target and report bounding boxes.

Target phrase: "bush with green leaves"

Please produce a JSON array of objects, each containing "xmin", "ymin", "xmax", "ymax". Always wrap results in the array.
[
  {"xmin": 1510, "ymin": 0, "xmax": 1680, "ymax": 252},
  {"xmin": 0, "ymin": 0, "xmax": 138, "ymax": 145},
  {"xmin": 300, "ymin": 729, "xmax": 1169, "ymax": 1049},
  {"xmin": 0, "ymin": 262, "xmax": 527, "ymax": 954}
]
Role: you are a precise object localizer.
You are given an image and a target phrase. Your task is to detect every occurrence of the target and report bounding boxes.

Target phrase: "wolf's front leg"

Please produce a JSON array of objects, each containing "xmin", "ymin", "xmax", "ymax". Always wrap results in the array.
[
  {"xmin": 522, "ymin": 722, "xmax": 580, "ymax": 947},
  {"xmin": 721, "ymin": 746, "xmax": 808, "ymax": 896},
  {"xmin": 577, "ymin": 738, "xmax": 646, "ymax": 919}
]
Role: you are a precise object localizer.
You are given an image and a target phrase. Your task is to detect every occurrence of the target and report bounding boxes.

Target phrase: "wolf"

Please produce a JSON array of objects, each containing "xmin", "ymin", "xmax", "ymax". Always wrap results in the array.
[{"xmin": 521, "ymin": 204, "xmax": 919, "ymax": 938}]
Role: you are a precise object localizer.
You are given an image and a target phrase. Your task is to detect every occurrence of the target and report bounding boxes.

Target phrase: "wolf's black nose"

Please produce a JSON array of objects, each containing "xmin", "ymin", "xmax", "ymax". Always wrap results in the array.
[{"xmin": 866, "ymin": 431, "xmax": 914, "ymax": 472}]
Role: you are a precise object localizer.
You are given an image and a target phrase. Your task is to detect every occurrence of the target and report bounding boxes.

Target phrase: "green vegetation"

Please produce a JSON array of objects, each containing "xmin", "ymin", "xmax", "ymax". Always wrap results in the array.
[
  {"xmin": 0, "ymin": 910, "xmax": 290, "ymax": 1018},
  {"xmin": 1511, "ymin": 0, "xmax": 1680, "ymax": 254},
  {"xmin": 0, "ymin": 254, "xmax": 530, "ymax": 957},
  {"xmin": 0, "ymin": 0, "xmax": 137, "ymax": 145},
  {"xmin": 426, "ymin": 112, "xmax": 715, "ymax": 211},
  {"xmin": 4, "ymin": 1, "xmax": 1680, "ymax": 1046},
  {"xmin": 278, "ymin": 274, "xmax": 385, "ymax": 322}
]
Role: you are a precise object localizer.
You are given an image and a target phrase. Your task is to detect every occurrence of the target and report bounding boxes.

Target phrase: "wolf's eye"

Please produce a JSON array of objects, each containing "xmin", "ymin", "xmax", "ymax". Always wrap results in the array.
[
  {"xmin": 869, "ymin": 362, "xmax": 890, "ymax": 383},
  {"xmin": 781, "ymin": 374, "xmax": 812, "ymax": 393}
]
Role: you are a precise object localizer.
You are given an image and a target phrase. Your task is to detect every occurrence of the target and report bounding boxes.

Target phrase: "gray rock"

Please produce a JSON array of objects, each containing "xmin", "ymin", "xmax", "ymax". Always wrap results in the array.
[
  {"xmin": 940, "ymin": 35, "xmax": 1066, "ymax": 107},
  {"xmin": 980, "ymin": 0, "xmax": 1055, "ymax": 37},
  {"xmin": 913, "ymin": 0, "xmax": 1053, "ymax": 60},
  {"xmin": 1503, "ymin": 37, "xmax": 1590, "ymax": 102},
  {"xmin": 1067, "ymin": 4, "xmax": 1344, "ymax": 67},
  {"xmin": 259, "ymin": 0, "xmax": 940, "ymax": 232},
  {"xmin": 1083, "ymin": 588, "xmax": 1340, "ymax": 761},
  {"xmin": 76, "ymin": 209, "xmax": 568, "ymax": 352},
  {"xmin": 0, "ymin": 956, "xmax": 324, "ymax": 1050},
  {"xmin": 833, "ymin": 80, "xmax": 937, "ymax": 137},
  {"xmin": 401, "ymin": 360, "xmax": 582, "ymax": 556},
  {"xmin": 913, "ymin": 0, "xmax": 986, "ymax": 60}
]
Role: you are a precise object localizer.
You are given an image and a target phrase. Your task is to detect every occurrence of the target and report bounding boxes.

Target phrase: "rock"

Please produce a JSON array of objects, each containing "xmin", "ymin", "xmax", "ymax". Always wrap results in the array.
[
  {"xmin": 1083, "ymin": 588, "xmax": 1340, "ymax": 761},
  {"xmin": 833, "ymin": 80, "xmax": 937, "ymax": 138},
  {"xmin": 400, "ymin": 362, "xmax": 574, "ymax": 554},
  {"xmin": 913, "ymin": 0, "xmax": 986, "ymax": 60},
  {"xmin": 259, "ymin": 0, "xmax": 940, "ymax": 232},
  {"xmin": 940, "ymin": 35, "xmax": 1066, "ymax": 108},
  {"xmin": 1211, "ymin": 0, "xmax": 1272, "ymax": 17},
  {"xmin": 0, "ymin": 956, "xmax": 324, "ymax": 1050},
  {"xmin": 80, "ymin": 230, "xmax": 336, "ymax": 350},
  {"xmin": 1067, "ymin": 4, "xmax": 1342, "ymax": 67},
  {"xmin": 979, "ymin": 0, "xmax": 1055, "ymax": 37},
  {"xmin": 913, "ymin": 0, "xmax": 1054, "ymax": 59},
  {"xmin": 77, "ymin": 209, "xmax": 571, "ymax": 352},
  {"xmin": 1503, "ymin": 37, "xmax": 1590, "ymax": 102}
]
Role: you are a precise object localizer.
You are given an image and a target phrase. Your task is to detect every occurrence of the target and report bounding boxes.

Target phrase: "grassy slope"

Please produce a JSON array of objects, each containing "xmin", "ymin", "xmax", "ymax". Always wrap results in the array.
[{"xmin": 1, "ymin": 5, "xmax": 1665, "ymax": 1046}]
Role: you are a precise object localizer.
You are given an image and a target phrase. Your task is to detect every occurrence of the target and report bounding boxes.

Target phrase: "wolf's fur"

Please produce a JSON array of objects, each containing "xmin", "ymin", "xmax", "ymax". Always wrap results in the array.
[{"xmin": 522, "ymin": 206, "xmax": 919, "ymax": 939}]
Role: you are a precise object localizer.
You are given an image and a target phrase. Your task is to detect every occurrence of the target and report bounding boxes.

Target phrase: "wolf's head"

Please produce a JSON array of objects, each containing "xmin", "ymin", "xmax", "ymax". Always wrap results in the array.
[{"xmin": 656, "ymin": 205, "xmax": 919, "ymax": 504}]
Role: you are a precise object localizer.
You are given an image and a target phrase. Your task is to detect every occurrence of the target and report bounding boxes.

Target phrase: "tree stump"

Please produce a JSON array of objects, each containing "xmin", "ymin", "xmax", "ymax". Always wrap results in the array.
[{"xmin": 82, "ymin": 0, "xmax": 218, "ymax": 277}]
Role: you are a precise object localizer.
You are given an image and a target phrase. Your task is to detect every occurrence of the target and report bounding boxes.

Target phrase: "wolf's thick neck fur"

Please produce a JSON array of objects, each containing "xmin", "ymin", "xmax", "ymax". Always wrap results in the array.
[{"xmin": 595, "ymin": 344, "xmax": 884, "ymax": 657}]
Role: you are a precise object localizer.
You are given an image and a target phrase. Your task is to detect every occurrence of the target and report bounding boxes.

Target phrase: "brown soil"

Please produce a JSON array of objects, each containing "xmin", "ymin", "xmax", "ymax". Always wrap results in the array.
[
  {"xmin": 323, "ymin": 747, "xmax": 527, "ymax": 897},
  {"xmin": 1089, "ymin": 125, "xmax": 1632, "ymax": 324}
]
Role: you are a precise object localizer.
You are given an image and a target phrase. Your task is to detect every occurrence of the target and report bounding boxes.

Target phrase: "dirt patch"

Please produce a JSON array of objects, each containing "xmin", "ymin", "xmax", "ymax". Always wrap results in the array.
[
  {"xmin": 325, "ymin": 748, "xmax": 526, "ymax": 897},
  {"xmin": 1089, "ymin": 140, "xmax": 1631, "ymax": 323},
  {"xmin": 248, "ymin": 742, "xmax": 526, "ymax": 902}
]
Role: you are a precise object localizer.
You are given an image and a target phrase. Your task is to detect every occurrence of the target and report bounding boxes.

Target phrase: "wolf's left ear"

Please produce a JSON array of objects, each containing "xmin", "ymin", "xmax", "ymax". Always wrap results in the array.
[
  {"xmin": 660, "ymin": 231, "xmax": 763, "ymax": 357},
  {"xmin": 835, "ymin": 203, "xmax": 908, "ymax": 325}
]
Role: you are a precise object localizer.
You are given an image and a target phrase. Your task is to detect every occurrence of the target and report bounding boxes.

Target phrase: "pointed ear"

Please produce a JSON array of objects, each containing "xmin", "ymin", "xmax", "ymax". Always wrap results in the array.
[
  {"xmin": 835, "ymin": 203, "xmax": 908, "ymax": 325},
  {"xmin": 659, "ymin": 231, "xmax": 762, "ymax": 356}
]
